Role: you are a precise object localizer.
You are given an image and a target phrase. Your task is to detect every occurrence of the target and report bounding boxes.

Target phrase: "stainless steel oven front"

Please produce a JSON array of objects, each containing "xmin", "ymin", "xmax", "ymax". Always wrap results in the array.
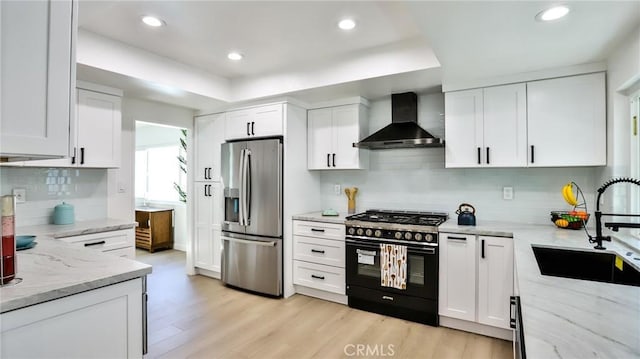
[{"xmin": 345, "ymin": 237, "xmax": 439, "ymax": 326}]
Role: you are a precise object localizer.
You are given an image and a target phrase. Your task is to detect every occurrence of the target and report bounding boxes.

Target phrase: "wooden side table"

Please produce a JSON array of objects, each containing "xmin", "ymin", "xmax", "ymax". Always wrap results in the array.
[{"xmin": 135, "ymin": 207, "xmax": 174, "ymax": 252}]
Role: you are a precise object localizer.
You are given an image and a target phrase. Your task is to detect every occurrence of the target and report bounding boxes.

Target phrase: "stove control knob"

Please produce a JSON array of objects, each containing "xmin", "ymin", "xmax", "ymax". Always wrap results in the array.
[
  {"xmin": 365, "ymin": 229, "xmax": 372, "ymax": 237},
  {"xmin": 394, "ymin": 232, "xmax": 402, "ymax": 240},
  {"xmin": 425, "ymin": 233, "xmax": 434, "ymax": 242},
  {"xmin": 356, "ymin": 228, "xmax": 364, "ymax": 236},
  {"xmin": 374, "ymin": 230, "xmax": 382, "ymax": 238},
  {"xmin": 404, "ymin": 232, "xmax": 412, "ymax": 240},
  {"xmin": 347, "ymin": 227, "xmax": 355, "ymax": 235},
  {"xmin": 415, "ymin": 233, "xmax": 423, "ymax": 241}
]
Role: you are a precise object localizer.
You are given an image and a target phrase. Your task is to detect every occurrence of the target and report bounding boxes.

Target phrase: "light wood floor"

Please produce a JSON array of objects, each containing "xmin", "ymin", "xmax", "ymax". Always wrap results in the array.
[{"xmin": 136, "ymin": 249, "xmax": 512, "ymax": 359}]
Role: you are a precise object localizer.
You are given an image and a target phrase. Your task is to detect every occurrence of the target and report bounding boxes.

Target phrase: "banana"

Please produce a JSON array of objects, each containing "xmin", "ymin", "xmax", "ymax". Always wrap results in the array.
[{"xmin": 562, "ymin": 182, "xmax": 578, "ymax": 206}]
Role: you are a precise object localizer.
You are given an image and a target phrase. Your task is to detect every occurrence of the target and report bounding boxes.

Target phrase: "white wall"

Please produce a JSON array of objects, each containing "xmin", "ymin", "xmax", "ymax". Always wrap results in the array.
[
  {"xmin": 602, "ymin": 25, "xmax": 640, "ymax": 215},
  {"xmin": 319, "ymin": 93, "xmax": 599, "ymax": 225},
  {"xmin": 108, "ymin": 97, "xmax": 195, "ymax": 252},
  {"xmin": 0, "ymin": 168, "xmax": 108, "ymax": 227}
]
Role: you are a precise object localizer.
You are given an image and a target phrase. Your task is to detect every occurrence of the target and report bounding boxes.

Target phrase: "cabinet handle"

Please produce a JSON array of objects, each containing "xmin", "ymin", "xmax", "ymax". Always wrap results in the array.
[
  {"xmin": 481, "ymin": 239, "xmax": 485, "ymax": 258},
  {"xmin": 332, "ymin": 153, "xmax": 336, "ymax": 167},
  {"xmin": 246, "ymin": 122, "xmax": 251, "ymax": 136},
  {"xmin": 486, "ymin": 147, "xmax": 490, "ymax": 164},
  {"xmin": 448, "ymin": 236, "xmax": 467, "ymax": 241},
  {"xmin": 327, "ymin": 153, "xmax": 330, "ymax": 167},
  {"xmin": 71, "ymin": 147, "xmax": 77, "ymax": 164},
  {"xmin": 382, "ymin": 295, "xmax": 394, "ymax": 301},
  {"xmin": 251, "ymin": 122, "xmax": 255, "ymax": 136},
  {"xmin": 311, "ymin": 274, "xmax": 325, "ymax": 280},
  {"xmin": 311, "ymin": 228, "xmax": 325, "ymax": 232},
  {"xmin": 311, "ymin": 249, "xmax": 325, "ymax": 254},
  {"xmin": 84, "ymin": 240, "xmax": 106, "ymax": 247},
  {"xmin": 477, "ymin": 147, "xmax": 481, "ymax": 165},
  {"xmin": 80, "ymin": 147, "xmax": 85, "ymax": 165},
  {"xmin": 208, "ymin": 184, "xmax": 212, "ymax": 197},
  {"xmin": 530, "ymin": 145, "xmax": 535, "ymax": 163}
]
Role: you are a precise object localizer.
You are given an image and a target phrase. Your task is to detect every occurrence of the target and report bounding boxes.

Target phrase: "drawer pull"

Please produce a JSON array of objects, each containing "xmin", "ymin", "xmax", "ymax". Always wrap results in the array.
[
  {"xmin": 311, "ymin": 274, "xmax": 325, "ymax": 280},
  {"xmin": 84, "ymin": 240, "xmax": 106, "ymax": 247},
  {"xmin": 311, "ymin": 249, "xmax": 325, "ymax": 254},
  {"xmin": 310, "ymin": 228, "xmax": 325, "ymax": 233},
  {"xmin": 448, "ymin": 236, "xmax": 467, "ymax": 241},
  {"xmin": 382, "ymin": 295, "xmax": 394, "ymax": 301}
]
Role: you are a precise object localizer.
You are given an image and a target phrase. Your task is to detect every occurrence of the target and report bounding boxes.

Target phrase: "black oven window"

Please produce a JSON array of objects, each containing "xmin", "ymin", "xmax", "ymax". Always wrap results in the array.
[{"xmin": 408, "ymin": 254, "xmax": 425, "ymax": 285}]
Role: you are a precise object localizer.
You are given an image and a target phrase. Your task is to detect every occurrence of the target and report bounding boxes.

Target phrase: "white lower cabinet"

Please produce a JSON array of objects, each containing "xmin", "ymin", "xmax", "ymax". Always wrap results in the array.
[
  {"xmin": 194, "ymin": 181, "xmax": 223, "ymax": 273},
  {"xmin": 1, "ymin": 277, "xmax": 143, "ymax": 358},
  {"xmin": 293, "ymin": 220, "xmax": 346, "ymax": 301},
  {"xmin": 439, "ymin": 232, "xmax": 514, "ymax": 331},
  {"xmin": 57, "ymin": 228, "xmax": 135, "ymax": 259}
]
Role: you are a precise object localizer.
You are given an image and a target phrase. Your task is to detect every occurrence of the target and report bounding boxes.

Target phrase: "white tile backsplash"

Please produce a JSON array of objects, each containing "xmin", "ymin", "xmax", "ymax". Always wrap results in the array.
[{"xmin": 0, "ymin": 167, "xmax": 108, "ymax": 227}]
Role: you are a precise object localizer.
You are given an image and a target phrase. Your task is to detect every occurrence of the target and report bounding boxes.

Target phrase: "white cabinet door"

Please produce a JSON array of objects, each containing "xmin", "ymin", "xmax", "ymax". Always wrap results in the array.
[
  {"xmin": 478, "ymin": 236, "xmax": 514, "ymax": 329},
  {"xmin": 527, "ymin": 72, "xmax": 606, "ymax": 167},
  {"xmin": 194, "ymin": 182, "xmax": 222, "ymax": 271},
  {"xmin": 1, "ymin": 278, "xmax": 142, "ymax": 358},
  {"xmin": 307, "ymin": 103, "xmax": 367, "ymax": 170},
  {"xmin": 445, "ymin": 89, "xmax": 483, "ymax": 168},
  {"xmin": 332, "ymin": 105, "xmax": 362, "ymax": 169},
  {"xmin": 195, "ymin": 113, "xmax": 225, "ymax": 182},
  {"xmin": 483, "ymin": 84, "xmax": 527, "ymax": 167},
  {"xmin": 224, "ymin": 104, "xmax": 283, "ymax": 140},
  {"xmin": 439, "ymin": 233, "xmax": 477, "ymax": 321},
  {"xmin": 0, "ymin": 0, "xmax": 74, "ymax": 160},
  {"xmin": 307, "ymin": 108, "xmax": 334, "ymax": 169},
  {"xmin": 76, "ymin": 89, "xmax": 122, "ymax": 168}
]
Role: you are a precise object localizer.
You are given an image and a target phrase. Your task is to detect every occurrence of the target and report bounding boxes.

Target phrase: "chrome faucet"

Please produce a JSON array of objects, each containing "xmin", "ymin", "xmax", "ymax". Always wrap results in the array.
[{"xmin": 590, "ymin": 177, "xmax": 640, "ymax": 250}]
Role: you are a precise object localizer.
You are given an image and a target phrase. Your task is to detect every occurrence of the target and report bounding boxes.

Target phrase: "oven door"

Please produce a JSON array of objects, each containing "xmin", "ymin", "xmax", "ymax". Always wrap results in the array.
[{"xmin": 345, "ymin": 238, "xmax": 438, "ymax": 300}]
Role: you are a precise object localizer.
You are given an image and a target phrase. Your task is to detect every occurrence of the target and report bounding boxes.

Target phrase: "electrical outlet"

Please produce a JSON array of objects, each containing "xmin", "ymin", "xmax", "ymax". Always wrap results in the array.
[
  {"xmin": 334, "ymin": 184, "xmax": 341, "ymax": 195},
  {"xmin": 13, "ymin": 188, "xmax": 26, "ymax": 203},
  {"xmin": 503, "ymin": 187, "xmax": 514, "ymax": 200}
]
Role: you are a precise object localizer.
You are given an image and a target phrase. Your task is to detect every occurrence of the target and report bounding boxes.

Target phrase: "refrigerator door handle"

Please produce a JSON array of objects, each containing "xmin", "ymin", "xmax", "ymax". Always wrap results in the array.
[
  {"xmin": 245, "ymin": 149, "xmax": 252, "ymax": 225},
  {"xmin": 238, "ymin": 148, "xmax": 246, "ymax": 226},
  {"xmin": 225, "ymin": 236, "xmax": 277, "ymax": 247}
]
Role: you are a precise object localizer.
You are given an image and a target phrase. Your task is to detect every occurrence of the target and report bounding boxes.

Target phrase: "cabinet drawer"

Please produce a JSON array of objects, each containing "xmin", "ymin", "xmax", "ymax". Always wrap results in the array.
[
  {"xmin": 293, "ymin": 235, "xmax": 345, "ymax": 267},
  {"xmin": 103, "ymin": 247, "xmax": 135, "ymax": 259},
  {"xmin": 293, "ymin": 220, "xmax": 345, "ymax": 241},
  {"xmin": 58, "ymin": 231, "xmax": 130, "ymax": 252},
  {"xmin": 293, "ymin": 260, "xmax": 345, "ymax": 295}
]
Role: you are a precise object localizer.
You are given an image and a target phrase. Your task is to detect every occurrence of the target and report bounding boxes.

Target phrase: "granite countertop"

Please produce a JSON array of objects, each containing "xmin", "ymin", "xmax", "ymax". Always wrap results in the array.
[
  {"xmin": 0, "ymin": 237, "xmax": 152, "ymax": 313},
  {"xmin": 292, "ymin": 211, "xmax": 349, "ymax": 225},
  {"xmin": 17, "ymin": 218, "xmax": 136, "ymax": 238},
  {"xmin": 441, "ymin": 220, "xmax": 640, "ymax": 358}
]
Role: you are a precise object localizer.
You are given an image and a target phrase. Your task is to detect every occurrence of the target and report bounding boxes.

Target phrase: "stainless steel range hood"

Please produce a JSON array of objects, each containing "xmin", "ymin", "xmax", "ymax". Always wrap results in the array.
[{"xmin": 353, "ymin": 92, "xmax": 444, "ymax": 149}]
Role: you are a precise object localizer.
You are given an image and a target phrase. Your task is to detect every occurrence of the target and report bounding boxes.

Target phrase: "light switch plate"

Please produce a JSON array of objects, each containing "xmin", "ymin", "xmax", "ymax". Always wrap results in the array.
[
  {"xmin": 13, "ymin": 188, "xmax": 26, "ymax": 203},
  {"xmin": 503, "ymin": 187, "xmax": 514, "ymax": 200}
]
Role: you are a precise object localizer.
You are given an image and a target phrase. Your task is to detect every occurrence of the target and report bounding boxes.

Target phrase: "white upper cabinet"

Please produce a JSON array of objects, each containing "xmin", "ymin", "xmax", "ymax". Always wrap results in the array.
[
  {"xmin": 445, "ymin": 72, "xmax": 605, "ymax": 168},
  {"xmin": 195, "ymin": 113, "xmax": 225, "ymax": 182},
  {"xmin": 308, "ymin": 103, "xmax": 368, "ymax": 170},
  {"xmin": 445, "ymin": 84, "xmax": 527, "ymax": 168},
  {"xmin": 224, "ymin": 104, "xmax": 283, "ymax": 140},
  {"xmin": 0, "ymin": 0, "xmax": 76, "ymax": 160},
  {"xmin": 21, "ymin": 88, "xmax": 122, "ymax": 168},
  {"xmin": 527, "ymin": 72, "xmax": 606, "ymax": 167}
]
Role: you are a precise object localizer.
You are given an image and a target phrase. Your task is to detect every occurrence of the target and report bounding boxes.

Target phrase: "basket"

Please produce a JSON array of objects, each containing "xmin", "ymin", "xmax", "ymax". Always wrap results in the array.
[{"xmin": 550, "ymin": 211, "xmax": 589, "ymax": 230}]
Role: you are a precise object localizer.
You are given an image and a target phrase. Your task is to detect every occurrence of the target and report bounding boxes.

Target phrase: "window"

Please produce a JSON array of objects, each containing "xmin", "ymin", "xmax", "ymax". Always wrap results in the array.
[{"xmin": 135, "ymin": 145, "xmax": 184, "ymax": 202}]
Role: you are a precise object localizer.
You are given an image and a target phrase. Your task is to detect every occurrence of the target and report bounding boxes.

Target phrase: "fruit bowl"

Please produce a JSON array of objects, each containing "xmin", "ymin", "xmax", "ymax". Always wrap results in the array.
[{"xmin": 550, "ymin": 211, "xmax": 589, "ymax": 230}]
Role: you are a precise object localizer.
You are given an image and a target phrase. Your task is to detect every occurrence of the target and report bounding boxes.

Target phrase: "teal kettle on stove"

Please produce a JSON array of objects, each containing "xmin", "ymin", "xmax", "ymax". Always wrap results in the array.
[{"xmin": 456, "ymin": 203, "xmax": 476, "ymax": 226}]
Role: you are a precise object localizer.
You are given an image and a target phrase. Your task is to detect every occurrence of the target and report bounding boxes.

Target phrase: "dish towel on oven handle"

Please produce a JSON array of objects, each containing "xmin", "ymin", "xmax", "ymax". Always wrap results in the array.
[{"xmin": 380, "ymin": 243, "xmax": 407, "ymax": 290}]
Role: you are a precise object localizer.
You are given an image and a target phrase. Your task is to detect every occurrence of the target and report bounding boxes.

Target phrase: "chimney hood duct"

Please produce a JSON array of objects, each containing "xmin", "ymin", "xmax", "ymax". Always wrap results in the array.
[{"xmin": 353, "ymin": 92, "xmax": 444, "ymax": 149}]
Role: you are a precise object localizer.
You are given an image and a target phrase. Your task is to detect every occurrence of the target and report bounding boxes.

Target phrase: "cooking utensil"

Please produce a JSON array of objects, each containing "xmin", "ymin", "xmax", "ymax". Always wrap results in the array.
[{"xmin": 344, "ymin": 187, "xmax": 358, "ymax": 214}]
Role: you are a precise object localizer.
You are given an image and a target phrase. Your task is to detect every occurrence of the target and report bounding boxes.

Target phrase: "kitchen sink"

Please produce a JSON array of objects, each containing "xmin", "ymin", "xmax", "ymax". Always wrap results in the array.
[{"xmin": 531, "ymin": 246, "xmax": 640, "ymax": 287}]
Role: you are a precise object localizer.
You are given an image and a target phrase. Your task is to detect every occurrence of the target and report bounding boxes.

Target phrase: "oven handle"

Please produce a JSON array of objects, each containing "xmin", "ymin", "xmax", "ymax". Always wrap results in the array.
[{"xmin": 346, "ymin": 238, "xmax": 437, "ymax": 254}]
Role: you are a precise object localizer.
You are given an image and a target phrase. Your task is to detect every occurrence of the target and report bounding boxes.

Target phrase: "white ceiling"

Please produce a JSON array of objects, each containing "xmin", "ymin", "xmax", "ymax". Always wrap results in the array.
[{"xmin": 76, "ymin": 1, "xmax": 640, "ymax": 110}]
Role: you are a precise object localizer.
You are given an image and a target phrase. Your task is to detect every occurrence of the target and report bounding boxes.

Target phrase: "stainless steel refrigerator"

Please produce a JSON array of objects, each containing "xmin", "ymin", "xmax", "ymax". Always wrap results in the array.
[{"xmin": 220, "ymin": 138, "xmax": 283, "ymax": 296}]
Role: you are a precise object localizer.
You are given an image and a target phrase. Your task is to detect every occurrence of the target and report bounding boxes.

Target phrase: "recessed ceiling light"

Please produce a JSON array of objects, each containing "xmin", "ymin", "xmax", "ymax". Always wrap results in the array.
[
  {"xmin": 142, "ymin": 15, "xmax": 164, "ymax": 27},
  {"xmin": 227, "ymin": 52, "xmax": 243, "ymax": 61},
  {"xmin": 536, "ymin": 5, "xmax": 570, "ymax": 22},
  {"xmin": 338, "ymin": 18, "xmax": 356, "ymax": 30}
]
